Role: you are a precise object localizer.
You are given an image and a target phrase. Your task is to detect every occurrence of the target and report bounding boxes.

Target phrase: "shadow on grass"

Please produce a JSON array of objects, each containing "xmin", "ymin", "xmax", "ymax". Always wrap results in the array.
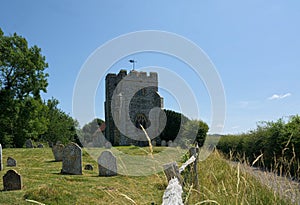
[{"xmin": 45, "ymin": 160, "xmax": 61, "ymax": 163}]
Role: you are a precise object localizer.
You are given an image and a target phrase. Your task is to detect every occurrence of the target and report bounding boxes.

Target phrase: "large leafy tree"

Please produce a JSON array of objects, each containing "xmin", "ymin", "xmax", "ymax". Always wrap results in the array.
[
  {"xmin": 0, "ymin": 28, "xmax": 48, "ymax": 147},
  {"xmin": 43, "ymin": 98, "xmax": 79, "ymax": 145},
  {"xmin": 0, "ymin": 29, "xmax": 48, "ymax": 99}
]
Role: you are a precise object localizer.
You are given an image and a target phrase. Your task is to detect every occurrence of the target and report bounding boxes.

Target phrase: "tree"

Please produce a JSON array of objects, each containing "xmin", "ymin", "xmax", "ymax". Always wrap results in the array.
[
  {"xmin": 79, "ymin": 118, "xmax": 105, "ymax": 147},
  {"xmin": 159, "ymin": 109, "xmax": 189, "ymax": 142},
  {"xmin": 0, "ymin": 28, "xmax": 48, "ymax": 99},
  {"xmin": 0, "ymin": 28, "xmax": 49, "ymax": 147},
  {"xmin": 43, "ymin": 98, "xmax": 78, "ymax": 145},
  {"xmin": 181, "ymin": 119, "xmax": 209, "ymax": 146},
  {"xmin": 14, "ymin": 97, "xmax": 49, "ymax": 147}
]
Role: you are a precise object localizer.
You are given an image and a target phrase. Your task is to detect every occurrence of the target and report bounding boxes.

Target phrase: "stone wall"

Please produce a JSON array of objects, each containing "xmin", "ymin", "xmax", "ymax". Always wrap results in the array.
[{"xmin": 105, "ymin": 70, "xmax": 164, "ymax": 146}]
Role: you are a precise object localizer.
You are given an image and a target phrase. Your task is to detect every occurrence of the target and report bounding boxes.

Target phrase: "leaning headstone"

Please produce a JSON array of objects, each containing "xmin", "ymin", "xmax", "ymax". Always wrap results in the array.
[
  {"xmin": 84, "ymin": 164, "xmax": 93, "ymax": 171},
  {"xmin": 52, "ymin": 144, "xmax": 64, "ymax": 161},
  {"xmin": 61, "ymin": 143, "xmax": 82, "ymax": 175},
  {"xmin": 37, "ymin": 143, "xmax": 44, "ymax": 148},
  {"xmin": 161, "ymin": 140, "xmax": 166, "ymax": 146},
  {"xmin": 7, "ymin": 157, "xmax": 16, "ymax": 167},
  {"xmin": 3, "ymin": 170, "xmax": 22, "ymax": 191},
  {"xmin": 98, "ymin": 151, "xmax": 117, "ymax": 176},
  {"xmin": 25, "ymin": 139, "xmax": 34, "ymax": 148},
  {"xmin": 0, "ymin": 144, "xmax": 3, "ymax": 171}
]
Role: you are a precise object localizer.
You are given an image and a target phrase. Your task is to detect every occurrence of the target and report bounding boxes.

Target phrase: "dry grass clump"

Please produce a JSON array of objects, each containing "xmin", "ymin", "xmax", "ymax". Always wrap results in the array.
[{"xmin": 186, "ymin": 150, "xmax": 295, "ymax": 205}]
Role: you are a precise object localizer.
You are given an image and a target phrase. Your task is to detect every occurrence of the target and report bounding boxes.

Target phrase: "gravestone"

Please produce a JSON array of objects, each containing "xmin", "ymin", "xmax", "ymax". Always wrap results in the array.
[
  {"xmin": 37, "ymin": 143, "xmax": 44, "ymax": 148},
  {"xmin": 0, "ymin": 144, "xmax": 3, "ymax": 171},
  {"xmin": 7, "ymin": 157, "xmax": 16, "ymax": 167},
  {"xmin": 104, "ymin": 141, "xmax": 112, "ymax": 149},
  {"xmin": 25, "ymin": 139, "xmax": 34, "ymax": 148},
  {"xmin": 161, "ymin": 140, "xmax": 166, "ymax": 146},
  {"xmin": 61, "ymin": 143, "xmax": 82, "ymax": 175},
  {"xmin": 167, "ymin": 140, "xmax": 173, "ymax": 147},
  {"xmin": 3, "ymin": 170, "xmax": 22, "ymax": 191},
  {"xmin": 98, "ymin": 151, "xmax": 117, "ymax": 176},
  {"xmin": 48, "ymin": 141, "xmax": 53, "ymax": 148},
  {"xmin": 52, "ymin": 144, "xmax": 64, "ymax": 161},
  {"xmin": 84, "ymin": 164, "xmax": 93, "ymax": 171},
  {"xmin": 151, "ymin": 140, "xmax": 157, "ymax": 146}
]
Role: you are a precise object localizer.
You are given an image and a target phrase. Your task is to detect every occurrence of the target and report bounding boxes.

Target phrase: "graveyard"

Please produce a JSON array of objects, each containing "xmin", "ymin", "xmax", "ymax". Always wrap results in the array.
[
  {"xmin": 1, "ymin": 2, "xmax": 300, "ymax": 204},
  {"xmin": 0, "ymin": 145, "xmax": 296, "ymax": 205}
]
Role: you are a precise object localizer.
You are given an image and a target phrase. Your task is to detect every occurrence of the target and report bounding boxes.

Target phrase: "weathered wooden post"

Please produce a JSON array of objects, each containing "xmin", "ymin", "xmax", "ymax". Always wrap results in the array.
[
  {"xmin": 163, "ymin": 162, "xmax": 182, "ymax": 185},
  {"xmin": 189, "ymin": 145, "xmax": 199, "ymax": 189}
]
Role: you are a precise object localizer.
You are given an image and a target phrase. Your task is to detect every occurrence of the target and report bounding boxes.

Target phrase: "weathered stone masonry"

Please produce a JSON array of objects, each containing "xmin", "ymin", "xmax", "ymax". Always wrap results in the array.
[{"xmin": 105, "ymin": 70, "xmax": 164, "ymax": 146}]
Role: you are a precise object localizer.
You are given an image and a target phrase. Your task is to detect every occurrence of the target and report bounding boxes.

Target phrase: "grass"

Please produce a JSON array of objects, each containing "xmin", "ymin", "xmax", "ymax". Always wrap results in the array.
[
  {"xmin": 186, "ymin": 151, "xmax": 297, "ymax": 205},
  {"xmin": 0, "ymin": 147, "xmax": 167, "ymax": 205},
  {"xmin": 0, "ymin": 147, "xmax": 297, "ymax": 204}
]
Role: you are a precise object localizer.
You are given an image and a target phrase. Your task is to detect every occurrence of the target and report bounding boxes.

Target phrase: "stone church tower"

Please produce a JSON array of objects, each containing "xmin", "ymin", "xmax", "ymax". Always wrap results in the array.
[{"xmin": 105, "ymin": 70, "xmax": 164, "ymax": 146}]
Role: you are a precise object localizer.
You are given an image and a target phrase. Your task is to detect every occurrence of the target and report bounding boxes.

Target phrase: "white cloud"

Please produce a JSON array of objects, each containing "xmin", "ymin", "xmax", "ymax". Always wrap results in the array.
[{"xmin": 268, "ymin": 93, "xmax": 291, "ymax": 100}]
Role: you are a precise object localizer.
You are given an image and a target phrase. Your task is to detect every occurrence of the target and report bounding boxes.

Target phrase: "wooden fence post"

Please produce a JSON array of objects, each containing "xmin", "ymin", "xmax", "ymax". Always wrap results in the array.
[
  {"xmin": 163, "ymin": 162, "xmax": 182, "ymax": 185},
  {"xmin": 189, "ymin": 146, "xmax": 199, "ymax": 189}
]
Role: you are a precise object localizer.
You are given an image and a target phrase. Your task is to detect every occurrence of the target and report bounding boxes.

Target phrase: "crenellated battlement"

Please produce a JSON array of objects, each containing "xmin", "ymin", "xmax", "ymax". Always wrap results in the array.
[{"xmin": 106, "ymin": 70, "xmax": 158, "ymax": 82}]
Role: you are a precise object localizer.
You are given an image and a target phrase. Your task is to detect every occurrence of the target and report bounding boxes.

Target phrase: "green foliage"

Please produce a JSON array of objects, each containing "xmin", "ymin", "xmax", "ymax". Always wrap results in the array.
[
  {"xmin": 217, "ymin": 115, "xmax": 300, "ymax": 179},
  {"xmin": 0, "ymin": 28, "xmax": 48, "ymax": 147},
  {"xmin": 15, "ymin": 97, "xmax": 49, "ymax": 147},
  {"xmin": 157, "ymin": 109, "xmax": 208, "ymax": 147},
  {"xmin": 0, "ymin": 28, "xmax": 77, "ymax": 147},
  {"xmin": 181, "ymin": 119, "xmax": 209, "ymax": 146},
  {"xmin": 79, "ymin": 118, "xmax": 105, "ymax": 146},
  {"xmin": 0, "ymin": 28, "xmax": 48, "ymax": 99},
  {"xmin": 43, "ymin": 98, "xmax": 79, "ymax": 145},
  {"xmin": 158, "ymin": 109, "xmax": 189, "ymax": 142}
]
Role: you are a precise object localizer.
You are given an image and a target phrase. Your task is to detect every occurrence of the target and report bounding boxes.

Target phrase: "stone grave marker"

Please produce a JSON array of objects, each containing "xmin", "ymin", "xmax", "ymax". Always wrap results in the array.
[
  {"xmin": 104, "ymin": 141, "xmax": 112, "ymax": 149},
  {"xmin": 98, "ymin": 151, "xmax": 117, "ymax": 176},
  {"xmin": 84, "ymin": 164, "xmax": 93, "ymax": 171},
  {"xmin": 61, "ymin": 143, "xmax": 82, "ymax": 175},
  {"xmin": 3, "ymin": 170, "xmax": 22, "ymax": 191},
  {"xmin": 0, "ymin": 144, "xmax": 3, "ymax": 171},
  {"xmin": 25, "ymin": 139, "xmax": 34, "ymax": 148},
  {"xmin": 48, "ymin": 141, "xmax": 54, "ymax": 148},
  {"xmin": 52, "ymin": 144, "xmax": 64, "ymax": 161},
  {"xmin": 151, "ymin": 140, "xmax": 157, "ymax": 146},
  {"xmin": 37, "ymin": 143, "xmax": 44, "ymax": 148},
  {"xmin": 161, "ymin": 140, "xmax": 166, "ymax": 146},
  {"xmin": 7, "ymin": 157, "xmax": 16, "ymax": 167}
]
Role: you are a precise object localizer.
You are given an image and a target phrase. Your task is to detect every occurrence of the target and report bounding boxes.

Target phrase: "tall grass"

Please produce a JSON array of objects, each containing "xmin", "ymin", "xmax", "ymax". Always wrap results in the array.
[
  {"xmin": 0, "ymin": 147, "xmax": 296, "ymax": 204},
  {"xmin": 186, "ymin": 150, "xmax": 296, "ymax": 205}
]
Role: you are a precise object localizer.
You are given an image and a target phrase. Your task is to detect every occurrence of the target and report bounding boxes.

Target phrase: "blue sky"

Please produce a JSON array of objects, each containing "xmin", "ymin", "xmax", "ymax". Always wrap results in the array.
[{"xmin": 1, "ymin": 0, "xmax": 299, "ymax": 134}]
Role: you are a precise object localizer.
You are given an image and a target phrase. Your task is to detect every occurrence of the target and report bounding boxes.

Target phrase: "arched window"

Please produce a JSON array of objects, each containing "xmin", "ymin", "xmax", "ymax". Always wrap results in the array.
[{"xmin": 135, "ymin": 113, "xmax": 148, "ymax": 129}]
